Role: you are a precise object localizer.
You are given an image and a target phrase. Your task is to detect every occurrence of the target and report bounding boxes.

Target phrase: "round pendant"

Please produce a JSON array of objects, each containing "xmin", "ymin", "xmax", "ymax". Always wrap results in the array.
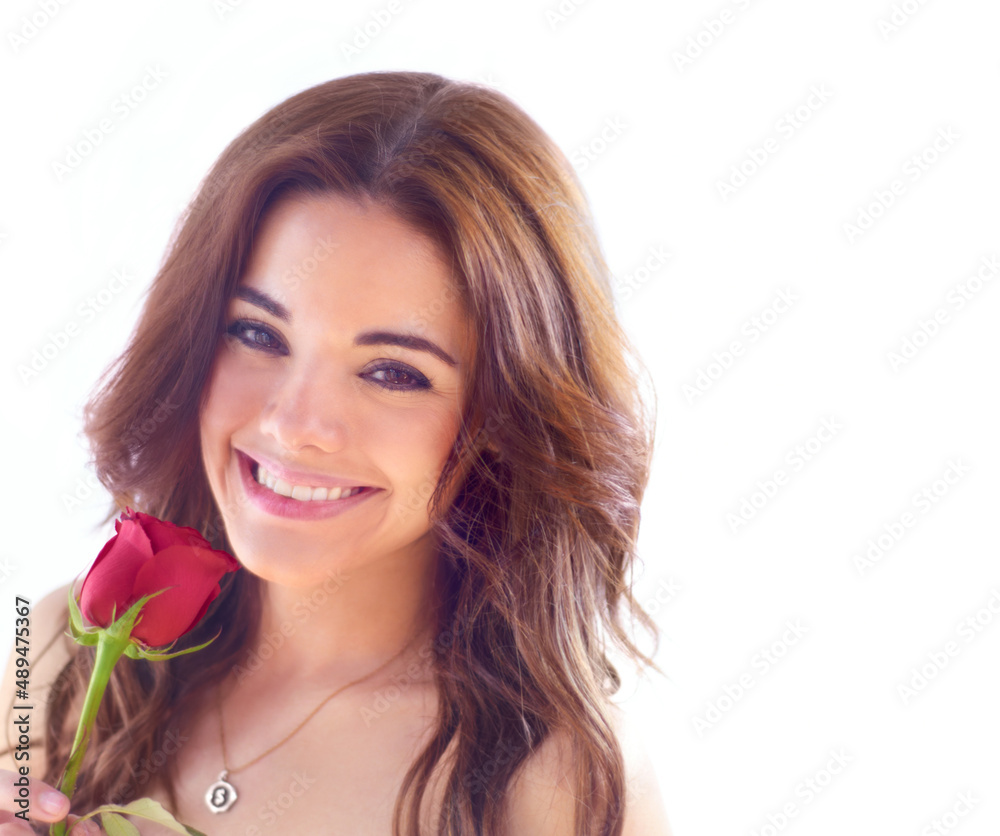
[{"xmin": 206, "ymin": 773, "xmax": 238, "ymax": 813}]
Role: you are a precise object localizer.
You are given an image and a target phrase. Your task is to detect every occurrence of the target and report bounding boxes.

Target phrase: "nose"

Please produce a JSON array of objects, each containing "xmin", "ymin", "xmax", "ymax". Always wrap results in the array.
[{"xmin": 258, "ymin": 362, "xmax": 352, "ymax": 454}]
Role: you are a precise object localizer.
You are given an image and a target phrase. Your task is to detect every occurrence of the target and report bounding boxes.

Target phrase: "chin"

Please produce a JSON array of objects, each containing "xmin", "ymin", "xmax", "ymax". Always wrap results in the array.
[{"xmin": 231, "ymin": 540, "xmax": 354, "ymax": 590}]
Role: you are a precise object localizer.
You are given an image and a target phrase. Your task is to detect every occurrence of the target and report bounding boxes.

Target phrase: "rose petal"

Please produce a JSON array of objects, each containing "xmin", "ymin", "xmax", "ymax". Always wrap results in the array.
[
  {"xmin": 80, "ymin": 517, "xmax": 155, "ymax": 628},
  {"xmin": 134, "ymin": 511, "xmax": 212, "ymax": 553},
  {"xmin": 130, "ymin": 545, "xmax": 235, "ymax": 646}
]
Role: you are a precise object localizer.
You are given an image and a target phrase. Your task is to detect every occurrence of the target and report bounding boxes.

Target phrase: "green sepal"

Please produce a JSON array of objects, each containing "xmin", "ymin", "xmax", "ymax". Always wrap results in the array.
[
  {"xmin": 131, "ymin": 630, "xmax": 222, "ymax": 661},
  {"xmin": 66, "ymin": 629, "xmax": 99, "ymax": 647},
  {"xmin": 71, "ymin": 797, "xmax": 207, "ymax": 836},
  {"xmin": 67, "ymin": 584, "xmax": 221, "ymax": 658},
  {"xmin": 66, "ymin": 586, "xmax": 172, "ymax": 647},
  {"xmin": 67, "ymin": 586, "xmax": 87, "ymax": 637},
  {"xmin": 104, "ymin": 589, "xmax": 169, "ymax": 641}
]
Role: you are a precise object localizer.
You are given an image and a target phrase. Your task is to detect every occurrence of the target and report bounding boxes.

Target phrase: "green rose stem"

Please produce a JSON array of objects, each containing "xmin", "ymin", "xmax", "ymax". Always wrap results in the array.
[
  {"xmin": 50, "ymin": 628, "xmax": 131, "ymax": 836},
  {"xmin": 51, "ymin": 588, "xmax": 216, "ymax": 836}
]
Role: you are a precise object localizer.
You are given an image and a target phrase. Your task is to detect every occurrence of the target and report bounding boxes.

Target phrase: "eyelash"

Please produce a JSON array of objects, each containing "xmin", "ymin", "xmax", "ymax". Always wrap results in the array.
[{"xmin": 223, "ymin": 318, "xmax": 432, "ymax": 392}]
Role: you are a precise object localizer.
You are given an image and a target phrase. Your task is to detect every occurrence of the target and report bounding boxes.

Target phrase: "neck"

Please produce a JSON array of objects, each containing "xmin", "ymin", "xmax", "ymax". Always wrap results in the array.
[{"xmin": 238, "ymin": 543, "xmax": 442, "ymax": 690}]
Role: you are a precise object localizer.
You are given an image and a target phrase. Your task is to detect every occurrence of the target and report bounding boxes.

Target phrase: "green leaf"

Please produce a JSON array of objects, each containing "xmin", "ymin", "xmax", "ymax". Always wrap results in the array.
[
  {"xmin": 78, "ymin": 798, "xmax": 205, "ymax": 836},
  {"xmin": 99, "ymin": 812, "xmax": 141, "ymax": 836}
]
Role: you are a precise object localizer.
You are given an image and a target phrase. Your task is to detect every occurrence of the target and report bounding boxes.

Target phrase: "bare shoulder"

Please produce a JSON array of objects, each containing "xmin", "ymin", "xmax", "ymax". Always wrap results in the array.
[
  {"xmin": 608, "ymin": 701, "xmax": 674, "ymax": 836},
  {"xmin": 503, "ymin": 702, "xmax": 673, "ymax": 836},
  {"xmin": 0, "ymin": 582, "xmax": 78, "ymax": 776}
]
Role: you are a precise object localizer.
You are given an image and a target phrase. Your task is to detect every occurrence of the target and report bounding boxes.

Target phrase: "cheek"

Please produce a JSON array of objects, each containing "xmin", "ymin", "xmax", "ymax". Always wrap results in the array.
[
  {"xmin": 413, "ymin": 405, "xmax": 464, "ymax": 480},
  {"xmin": 199, "ymin": 353, "xmax": 256, "ymax": 465},
  {"xmin": 363, "ymin": 402, "xmax": 460, "ymax": 487}
]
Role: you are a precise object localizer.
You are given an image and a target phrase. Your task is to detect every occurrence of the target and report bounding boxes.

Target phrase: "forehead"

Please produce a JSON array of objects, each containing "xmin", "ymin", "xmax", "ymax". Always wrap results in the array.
[{"xmin": 239, "ymin": 192, "xmax": 473, "ymax": 355}]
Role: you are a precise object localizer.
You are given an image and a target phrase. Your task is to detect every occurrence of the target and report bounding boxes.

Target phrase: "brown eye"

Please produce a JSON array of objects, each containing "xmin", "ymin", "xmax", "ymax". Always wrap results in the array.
[
  {"xmin": 225, "ymin": 319, "xmax": 286, "ymax": 354},
  {"xmin": 366, "ymin": 363, "xmax": 430, "ymax": 391},
  {"xmin": 380, "ymin": 368, "xmax": 412, "ymax": 385}
]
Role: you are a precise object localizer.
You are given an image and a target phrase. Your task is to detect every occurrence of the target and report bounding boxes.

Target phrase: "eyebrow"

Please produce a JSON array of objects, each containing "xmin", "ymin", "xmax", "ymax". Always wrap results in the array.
[
  {"xmin": 354, "ymin": 331, "xmax": 457, "ymax": 366},
  {"xmin": 236, "ymin": 286, "xmax": 290, "ymax": 320},
  {"xmin": 233, "ymin": 285, "xmax": 458, "ymax": 366}
]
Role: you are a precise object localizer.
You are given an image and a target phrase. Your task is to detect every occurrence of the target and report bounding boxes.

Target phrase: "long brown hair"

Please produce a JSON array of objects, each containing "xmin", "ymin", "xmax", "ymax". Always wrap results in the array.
[{"xmin": 43, "ymin": 70, "xmax": 660, "ymax": 835}]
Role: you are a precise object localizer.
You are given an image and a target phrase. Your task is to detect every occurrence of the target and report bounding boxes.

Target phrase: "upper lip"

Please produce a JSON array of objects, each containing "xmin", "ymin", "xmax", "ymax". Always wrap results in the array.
[{"xmin": 238, "ymin": 450, "xmax": 376, "ymax": 489}]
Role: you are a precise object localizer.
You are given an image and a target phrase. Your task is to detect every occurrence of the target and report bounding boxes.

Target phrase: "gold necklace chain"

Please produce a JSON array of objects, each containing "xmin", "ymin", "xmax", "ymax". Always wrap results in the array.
[{"xmin": 205, "ymin": 632, "xmax": 421, "ymax": 813}]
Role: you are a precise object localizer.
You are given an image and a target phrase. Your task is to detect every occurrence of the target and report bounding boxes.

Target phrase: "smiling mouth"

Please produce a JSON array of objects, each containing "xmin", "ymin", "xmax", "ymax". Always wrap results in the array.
[{"xmin": 250, "ymin": 461, "xmax": 367, "ymax": 502}]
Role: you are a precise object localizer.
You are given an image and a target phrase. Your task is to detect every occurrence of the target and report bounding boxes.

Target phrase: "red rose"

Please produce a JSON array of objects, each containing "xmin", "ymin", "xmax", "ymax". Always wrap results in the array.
[{"xmin": 79, "ymin": 507, "xmax": 240, "ymax": 648}]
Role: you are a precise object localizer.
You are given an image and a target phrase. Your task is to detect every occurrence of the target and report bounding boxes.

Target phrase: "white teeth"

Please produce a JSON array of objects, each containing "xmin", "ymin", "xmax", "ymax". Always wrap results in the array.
[{"xmin": 253, "ymin": 463, "xmax": 363, "ymax": 502}]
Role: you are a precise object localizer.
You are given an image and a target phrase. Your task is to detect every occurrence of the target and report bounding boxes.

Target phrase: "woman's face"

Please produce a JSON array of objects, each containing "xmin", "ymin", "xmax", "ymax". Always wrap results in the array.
[{"xmin": 198, "ymin": 192, "xmax": 473, "ymax": 588}]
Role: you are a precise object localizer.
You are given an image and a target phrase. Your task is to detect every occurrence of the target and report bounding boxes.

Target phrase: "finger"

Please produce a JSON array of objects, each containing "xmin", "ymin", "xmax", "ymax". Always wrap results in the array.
[
  {"xmin": 68, "ymin": 816, "xmax": 104, "ymax": 836},
  {"xmin": 0, "ymin": 813, "xmax": 37, "ymax": 835},
  {"xmin": 0, "ymin": 824, "xmax": 36, "ymax": 835},
  {"xmin": 0, "ymin": 771, "xmax": 70, "ymax": 822}
]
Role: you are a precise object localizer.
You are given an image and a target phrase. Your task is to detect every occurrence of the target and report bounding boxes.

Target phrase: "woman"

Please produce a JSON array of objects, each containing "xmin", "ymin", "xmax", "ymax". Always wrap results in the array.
[{"xmin": 1, "ymin": 71, "xmax": 670, "ymax": 835}]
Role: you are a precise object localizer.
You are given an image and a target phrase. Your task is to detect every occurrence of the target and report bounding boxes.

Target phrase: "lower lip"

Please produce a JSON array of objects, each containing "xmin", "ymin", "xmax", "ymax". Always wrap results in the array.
[{"xmin": 237, "ymin": 451, "xmax": 380, "ymax": 521}]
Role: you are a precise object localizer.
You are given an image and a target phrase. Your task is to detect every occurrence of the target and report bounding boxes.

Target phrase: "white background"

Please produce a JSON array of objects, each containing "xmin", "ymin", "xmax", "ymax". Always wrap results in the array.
[{"xmin": 3, "ymin": 1, "xmax": 999, "ymax": 834}]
